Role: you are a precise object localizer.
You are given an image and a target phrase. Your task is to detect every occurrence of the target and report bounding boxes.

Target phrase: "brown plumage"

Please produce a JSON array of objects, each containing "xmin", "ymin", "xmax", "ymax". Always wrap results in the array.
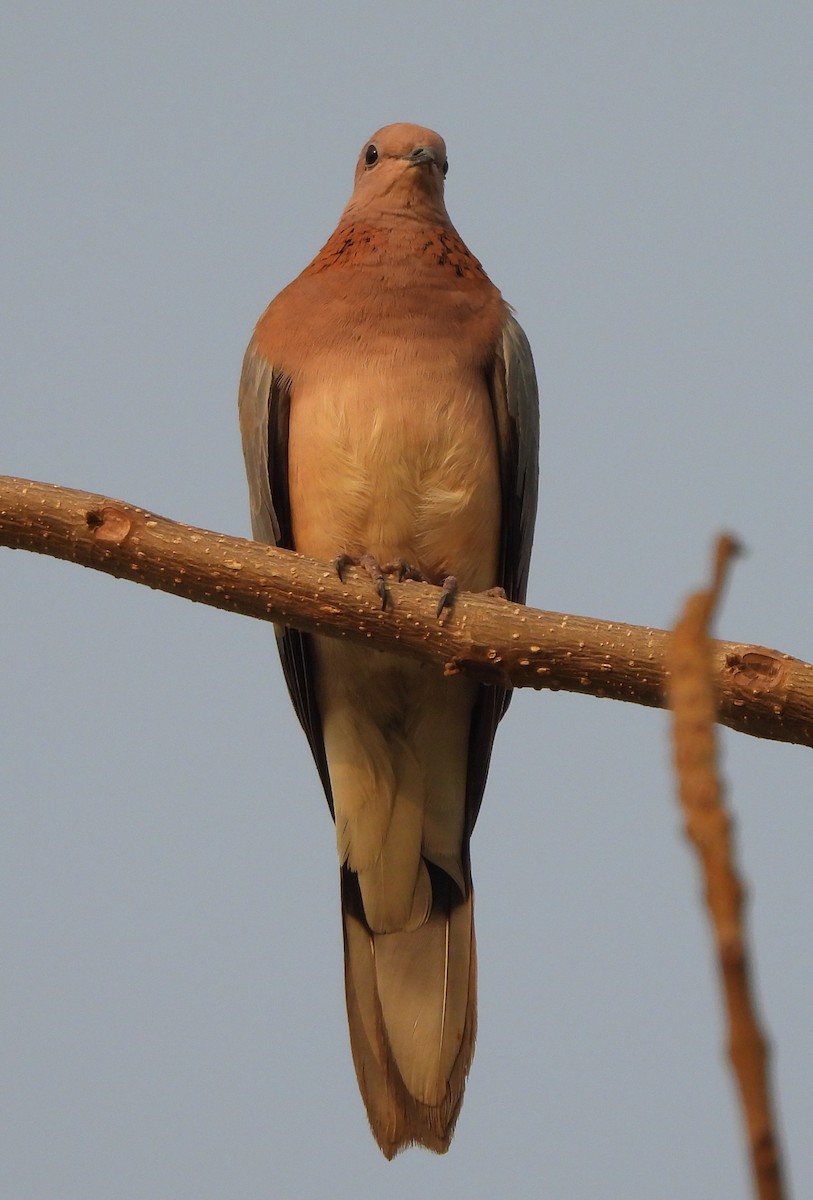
[{"xmin": 239, "ymin": 123, "xmax": 538, "ymax": 1157}]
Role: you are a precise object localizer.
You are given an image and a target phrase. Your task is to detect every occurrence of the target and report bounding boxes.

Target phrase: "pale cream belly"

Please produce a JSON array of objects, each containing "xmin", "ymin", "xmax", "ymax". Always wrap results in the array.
[
  {"xmin": 286, "ymin": 358, "xmax": 501, "ymax": 933},
  {"xmin": 287, "ymin": 361, "xmax": 501, "ymax": 590}
]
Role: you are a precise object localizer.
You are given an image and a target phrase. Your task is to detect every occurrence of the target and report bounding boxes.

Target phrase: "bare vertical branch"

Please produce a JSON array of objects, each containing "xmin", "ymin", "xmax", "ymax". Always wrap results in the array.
[{"xmin": 667, "ymin": 535, "xmax": 786, "ymax": 1200}]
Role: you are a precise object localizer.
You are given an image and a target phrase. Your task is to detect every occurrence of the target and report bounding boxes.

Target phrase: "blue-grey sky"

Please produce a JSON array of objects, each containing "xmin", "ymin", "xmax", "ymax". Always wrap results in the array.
[{"xmin": 3, "ymin": 3, "xmax": 811, "ymax": 1196}]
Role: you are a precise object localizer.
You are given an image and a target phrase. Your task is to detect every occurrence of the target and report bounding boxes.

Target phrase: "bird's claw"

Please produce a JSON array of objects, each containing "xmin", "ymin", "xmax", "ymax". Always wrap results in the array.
[
  {"xmin": 336, "ymin": 554, "xmax": 454, "ymax": 614},
  {"xmin": 383, "ymin": 558, "xmax": 426, "ymax": 584},
  {"xmin": 334, "ymin": 553, "xmax": 390, "ymax": 608},
  {"xmin": 334, "ymin": 553, "xmax": 354, "ymax": 582},
  {"xmin": 436, "ymin": 575, "xmax": 459, "ymax": 618},
  {"xmin": 360, "ymin": 555, "xmax": 389, "ymax": 608}
]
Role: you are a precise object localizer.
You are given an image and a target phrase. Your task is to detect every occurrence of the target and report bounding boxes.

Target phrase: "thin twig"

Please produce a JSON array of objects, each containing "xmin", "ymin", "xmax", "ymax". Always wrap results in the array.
[{"xmin": 667, "ymin": 535, "xmax": 786, "ymax": 1200}]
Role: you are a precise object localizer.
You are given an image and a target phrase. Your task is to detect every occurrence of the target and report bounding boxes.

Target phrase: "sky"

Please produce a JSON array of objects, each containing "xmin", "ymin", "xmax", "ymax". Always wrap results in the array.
[{"xmin": 2, "ymin": 3, "xmax": 811, "ymax": 1197}]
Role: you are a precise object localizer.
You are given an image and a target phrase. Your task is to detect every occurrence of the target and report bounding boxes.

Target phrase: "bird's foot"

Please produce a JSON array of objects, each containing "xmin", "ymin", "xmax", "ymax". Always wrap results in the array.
[
  {"xmin": 382, "ymin": 558, "xmax": 427, "ymax": 584},
  {"xmin": 334, "ymin": 554, "xmax": 464, "ymax": 618},
  {"xmin": 335, "ymin": 553, "xmax": 391, "ymax": 608},
  {"xmin": 436, "ymin": 575, "xmax": 459, "ymax": 617},
  {"xmin": 436, "ymin": 581, "xmax": 506, "ymax": 619},
  {"xmin": 334, "ymin": 554, "xmax": 427, "ymax": 608}
]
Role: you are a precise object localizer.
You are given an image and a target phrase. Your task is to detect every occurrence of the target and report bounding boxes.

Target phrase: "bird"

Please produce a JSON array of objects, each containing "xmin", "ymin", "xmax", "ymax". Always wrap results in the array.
[{"xmin": 238, "ymin": 123, "xmax": 538, "ymax": 1157}]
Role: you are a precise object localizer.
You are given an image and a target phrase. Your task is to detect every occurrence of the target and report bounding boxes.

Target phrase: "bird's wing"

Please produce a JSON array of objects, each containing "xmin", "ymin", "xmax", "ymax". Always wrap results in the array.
[
  {"xmin": 238, "ymin": 341, "xmax": 333, "ymax": 810},
  {"xmin": 493, "ymin": 311, "xmax": 540, "ymax": 607},
  {"xmin": 465, "ymin": 311, "xmax": 540, "ymax": 836}
]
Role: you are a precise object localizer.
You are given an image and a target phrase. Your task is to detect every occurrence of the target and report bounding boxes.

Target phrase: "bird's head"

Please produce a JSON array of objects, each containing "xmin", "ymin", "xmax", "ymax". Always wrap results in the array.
[{"xmin": 344, "ymin": 123, "xmax": 450, "ymax": 222}]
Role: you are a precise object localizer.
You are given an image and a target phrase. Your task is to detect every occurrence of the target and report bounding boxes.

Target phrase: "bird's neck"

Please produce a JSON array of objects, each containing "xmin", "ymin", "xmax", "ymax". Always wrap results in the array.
[{"xmin": 304, "ymin": 218, "xmax": 492, "ymax": 284}]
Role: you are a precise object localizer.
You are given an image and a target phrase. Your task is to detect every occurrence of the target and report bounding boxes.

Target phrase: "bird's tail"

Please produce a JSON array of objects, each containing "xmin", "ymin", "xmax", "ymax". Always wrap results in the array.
[{"xmin": 341, "ymin": 866, "xmax": 477, "ymax": 1158}]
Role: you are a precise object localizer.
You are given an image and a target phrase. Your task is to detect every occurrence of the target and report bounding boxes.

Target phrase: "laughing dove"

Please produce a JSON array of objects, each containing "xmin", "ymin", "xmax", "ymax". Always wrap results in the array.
[{"xmin": 239, "ymin": 123, "xmax": 539, "ymax": 1157}]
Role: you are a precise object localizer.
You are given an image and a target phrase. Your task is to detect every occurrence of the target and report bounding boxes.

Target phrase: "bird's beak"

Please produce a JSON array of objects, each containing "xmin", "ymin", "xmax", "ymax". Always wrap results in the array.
[{"xmin": 403, "ymin": 146, "xmax": 439, "ymax": 168}]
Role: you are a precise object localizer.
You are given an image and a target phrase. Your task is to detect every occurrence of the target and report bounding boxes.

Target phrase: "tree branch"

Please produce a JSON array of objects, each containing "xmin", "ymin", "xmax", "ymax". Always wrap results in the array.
[{"xmin": 2, "ymin": 475, "xmax": 811, "ymax": 748}]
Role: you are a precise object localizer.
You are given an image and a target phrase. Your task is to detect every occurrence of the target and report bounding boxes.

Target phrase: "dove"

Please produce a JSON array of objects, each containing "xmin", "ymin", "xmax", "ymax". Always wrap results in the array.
[{"xmin": 239, "ymin": 122, "xmax": 538, "ymax": 1157}]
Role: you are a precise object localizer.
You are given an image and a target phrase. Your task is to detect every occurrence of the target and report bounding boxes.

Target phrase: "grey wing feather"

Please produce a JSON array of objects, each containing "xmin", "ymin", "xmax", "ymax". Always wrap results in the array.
[
  {"xmin": 464, "ymin": 312, "xmax": 540, "ymax": 837},
  {"xmin": 493, "ymin": 311, "xmax": 540, "ymax": 606},
  {"xmin": 238, "ymin": 345, "xmax": 281, "ymax": 545},
  {"xmin": 238, "ymin": 343, "xmax": 333, "ymax": 810}
]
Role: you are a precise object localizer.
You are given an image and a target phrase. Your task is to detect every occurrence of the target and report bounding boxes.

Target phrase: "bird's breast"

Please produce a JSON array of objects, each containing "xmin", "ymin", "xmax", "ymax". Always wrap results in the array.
[{"xmin": 287, "ymin": 347, "xmax": 501, "ymax": 591}]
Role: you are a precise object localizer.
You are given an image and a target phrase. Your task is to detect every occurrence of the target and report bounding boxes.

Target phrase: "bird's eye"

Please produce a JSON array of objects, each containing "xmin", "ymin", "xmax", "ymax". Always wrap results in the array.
[
  {"xmin": 365, "ymin": 144, "xmax": 379, "ymax": 167},
  {"xmin": 442, "ymin": 159, "xmax": 449, "ymax": 177}
]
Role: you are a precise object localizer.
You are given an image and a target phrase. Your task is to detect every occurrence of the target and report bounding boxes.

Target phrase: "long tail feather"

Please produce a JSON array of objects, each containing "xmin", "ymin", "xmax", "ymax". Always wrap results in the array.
[{"xmin": 341, "ymin": 868, "xmax": 477, "ymax": 1158}]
